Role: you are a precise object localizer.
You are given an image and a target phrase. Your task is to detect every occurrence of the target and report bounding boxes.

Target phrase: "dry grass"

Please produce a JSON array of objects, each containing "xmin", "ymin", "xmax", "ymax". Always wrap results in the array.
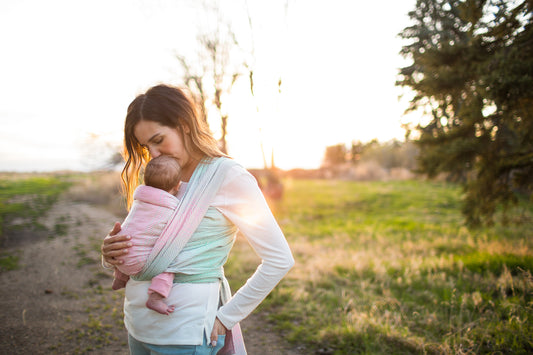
[
  {"xmin": 64, "ymin": 171, "xmax": 127, "ymax": 218},
  {"xmin": 226, "ymin": 179, "xmax": 533, "ymax": 354}
]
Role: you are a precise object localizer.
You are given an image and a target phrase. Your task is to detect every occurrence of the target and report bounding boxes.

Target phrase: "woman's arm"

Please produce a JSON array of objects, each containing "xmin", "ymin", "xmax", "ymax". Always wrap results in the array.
[
  {"xmin": 214, "ymin": 166, "xmax": 295, "ymax": 330},
  {"xmin": 101, "ymin": 222, "xmax": 132, "ymax": 267}
]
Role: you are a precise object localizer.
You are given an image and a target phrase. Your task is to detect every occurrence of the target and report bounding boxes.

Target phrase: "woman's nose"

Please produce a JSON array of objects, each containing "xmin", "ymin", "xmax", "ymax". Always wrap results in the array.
[{"xmin": 149, "ymin": 147, "xmax": 161, "ymax": 158}]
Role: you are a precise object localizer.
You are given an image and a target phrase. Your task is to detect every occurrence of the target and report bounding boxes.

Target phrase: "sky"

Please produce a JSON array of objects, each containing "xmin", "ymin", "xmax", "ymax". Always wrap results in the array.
[{"xmin": 0, "ymin": 0, "xmax": 417, "ymax": 172}]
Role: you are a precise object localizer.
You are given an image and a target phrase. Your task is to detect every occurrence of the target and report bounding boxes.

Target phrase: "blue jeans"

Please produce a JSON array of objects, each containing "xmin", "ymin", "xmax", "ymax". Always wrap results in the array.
[{"xmin": 128, "ymin": 334, "xmax": 225, "ymax": 355}]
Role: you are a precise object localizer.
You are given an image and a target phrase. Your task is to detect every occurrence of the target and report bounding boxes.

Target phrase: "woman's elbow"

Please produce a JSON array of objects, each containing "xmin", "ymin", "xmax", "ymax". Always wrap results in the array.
[
  {"xmin": 264, "ymin": 254, "xmax": 295, "ymax": 276},
  {"xmin": 280, "ymin": 254, "xmax": 295, "ymax": 274}
]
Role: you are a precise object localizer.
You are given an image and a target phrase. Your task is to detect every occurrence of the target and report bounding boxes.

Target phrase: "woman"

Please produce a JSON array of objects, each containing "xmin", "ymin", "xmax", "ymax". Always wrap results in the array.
[{"xmin": 101, "ymin": 84, "xmax": 295, "ymax": 354}]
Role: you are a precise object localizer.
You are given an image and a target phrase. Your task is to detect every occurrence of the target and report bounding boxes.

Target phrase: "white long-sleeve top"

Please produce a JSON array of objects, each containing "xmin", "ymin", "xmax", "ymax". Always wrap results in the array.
[{"xmin": 123, "ymin": 163, "xmax": 295, "ymax": 345}]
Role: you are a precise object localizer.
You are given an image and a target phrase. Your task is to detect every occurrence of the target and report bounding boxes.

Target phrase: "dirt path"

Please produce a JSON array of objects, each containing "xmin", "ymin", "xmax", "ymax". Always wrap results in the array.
[{"xmin": 0, "ymin": 196, "xmax": 303, "ymax": 354}]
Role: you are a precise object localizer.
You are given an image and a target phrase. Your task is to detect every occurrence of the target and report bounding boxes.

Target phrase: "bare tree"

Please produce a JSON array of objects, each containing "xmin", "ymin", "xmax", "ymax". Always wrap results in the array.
[
  {"xmin": 176, "ymin": 5, "xmax": 244, "ymax": 154},
  {"xmin": 176, "ymin": 55, "xmax": 208, "ymax": 125}
]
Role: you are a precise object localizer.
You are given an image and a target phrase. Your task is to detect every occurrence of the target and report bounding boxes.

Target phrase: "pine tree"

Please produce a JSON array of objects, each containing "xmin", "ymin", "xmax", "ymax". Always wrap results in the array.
[{"xmin": 397, "ymin": 0, "xmax": 533, "ymax": 226}]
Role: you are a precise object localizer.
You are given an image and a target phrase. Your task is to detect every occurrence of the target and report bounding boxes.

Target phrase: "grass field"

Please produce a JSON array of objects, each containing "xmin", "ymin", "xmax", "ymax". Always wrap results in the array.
[
  {"xmin": 0, "ymin": 175, "xmax": 70, "ymax": 232},
  {"xmin": 2, "ymin": 174, "xmax": 531, "ymax": 354},
  {"xmin": 0, "ymin": 174, "xmax": 72, "ymax": 270},
  {"xmin": 0, "ymin": 171, "xmax": 123, "ymax": 271},
  {"xmin": 227, "ymin": 179, "xmax": 533, "ymax": 354}
]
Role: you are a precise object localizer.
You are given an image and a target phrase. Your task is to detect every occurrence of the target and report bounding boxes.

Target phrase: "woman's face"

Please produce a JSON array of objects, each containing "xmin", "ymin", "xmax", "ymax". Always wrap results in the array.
[{"xmin": 133, "ymin": 120, "xmax": 193, "ymax": 176}]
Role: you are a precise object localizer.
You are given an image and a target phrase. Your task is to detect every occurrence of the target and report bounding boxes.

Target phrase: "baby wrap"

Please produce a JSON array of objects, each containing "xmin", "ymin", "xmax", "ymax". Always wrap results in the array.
[
  {"xmin": 116, "ymin": 185, "xmax": 179, "ymax": 275},
  {"xmin": 132, "ymin": 157, "xmax": 247, "ymax": 355}
]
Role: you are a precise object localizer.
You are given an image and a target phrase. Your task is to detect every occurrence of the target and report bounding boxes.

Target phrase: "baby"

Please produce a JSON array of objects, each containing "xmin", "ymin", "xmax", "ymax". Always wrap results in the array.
[{"xmin": 112, "ymin": 155, "xmax": 181, "ymax": 315}]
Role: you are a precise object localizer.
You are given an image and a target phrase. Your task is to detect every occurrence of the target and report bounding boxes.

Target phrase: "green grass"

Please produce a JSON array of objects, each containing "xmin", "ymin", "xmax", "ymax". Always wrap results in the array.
[
  {"xmin": 0, "ymin": 174, "xmax": 72, "ymax": 270},
  {"xmin": 0, "ymin": 175, "xmax": 72, "ymax": 238},
  {"xmin": 0, "ymin": 173, "xmax": 128, "ymax": 352},
  {"xmin": 227, "ymin": 179, "xmax": 533, "ymax": 354},
  {"xmin": 0, "ymin": 252, "xmax": 20, "ymax": 271}
]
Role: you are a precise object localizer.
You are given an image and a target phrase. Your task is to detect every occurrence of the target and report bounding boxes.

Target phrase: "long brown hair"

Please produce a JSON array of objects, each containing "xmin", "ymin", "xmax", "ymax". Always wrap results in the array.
[{"xmin": 121, "ymin": 84, "xmax": 225, "ymax": 208}]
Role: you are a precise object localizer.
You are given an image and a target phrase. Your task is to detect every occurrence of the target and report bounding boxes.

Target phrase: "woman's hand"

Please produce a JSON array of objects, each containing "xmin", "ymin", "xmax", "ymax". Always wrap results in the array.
[
  {"xmin": 210, "ymin": 317, "xmax": 227, "ymax": 347},
  {"xmin": 101, "ymin": 222, "xmax": 131, "ymax": 266}
]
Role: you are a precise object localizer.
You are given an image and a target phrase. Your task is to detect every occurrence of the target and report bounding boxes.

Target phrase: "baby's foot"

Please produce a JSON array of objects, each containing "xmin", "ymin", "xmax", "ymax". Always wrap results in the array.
[
  {"xmin": 146, "ymin": 293, "xmax": 175, "ymax": 315},
  {"xmin": 112, "ymin": 278, "xmax": 127, "ymax": 290}
]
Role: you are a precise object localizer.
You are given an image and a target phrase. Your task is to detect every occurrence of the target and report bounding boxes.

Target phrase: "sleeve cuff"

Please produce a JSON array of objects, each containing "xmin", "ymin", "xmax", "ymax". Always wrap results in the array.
[{"xmin": 216, "ymin": 310, "xmax": 237, "ymax": 330}]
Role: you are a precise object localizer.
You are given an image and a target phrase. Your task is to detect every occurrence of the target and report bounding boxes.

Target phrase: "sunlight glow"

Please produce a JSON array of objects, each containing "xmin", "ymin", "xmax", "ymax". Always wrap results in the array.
[{"xmin": 0, "ymin": 0, "xmax": 417, "ymax": 172}]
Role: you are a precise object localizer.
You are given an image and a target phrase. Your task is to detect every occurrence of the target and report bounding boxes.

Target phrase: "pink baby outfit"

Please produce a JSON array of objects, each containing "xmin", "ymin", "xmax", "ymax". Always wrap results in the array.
[{"xmin": 114, "ymin": 185, "xmax": 179, "ymax": 297}]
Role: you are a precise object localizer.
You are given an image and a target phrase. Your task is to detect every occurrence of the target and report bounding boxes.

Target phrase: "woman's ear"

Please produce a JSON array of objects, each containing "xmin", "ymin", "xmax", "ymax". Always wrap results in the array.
[{"xmin": 182, "ymin": 124, "xmax": 191, "ymax": 134}]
